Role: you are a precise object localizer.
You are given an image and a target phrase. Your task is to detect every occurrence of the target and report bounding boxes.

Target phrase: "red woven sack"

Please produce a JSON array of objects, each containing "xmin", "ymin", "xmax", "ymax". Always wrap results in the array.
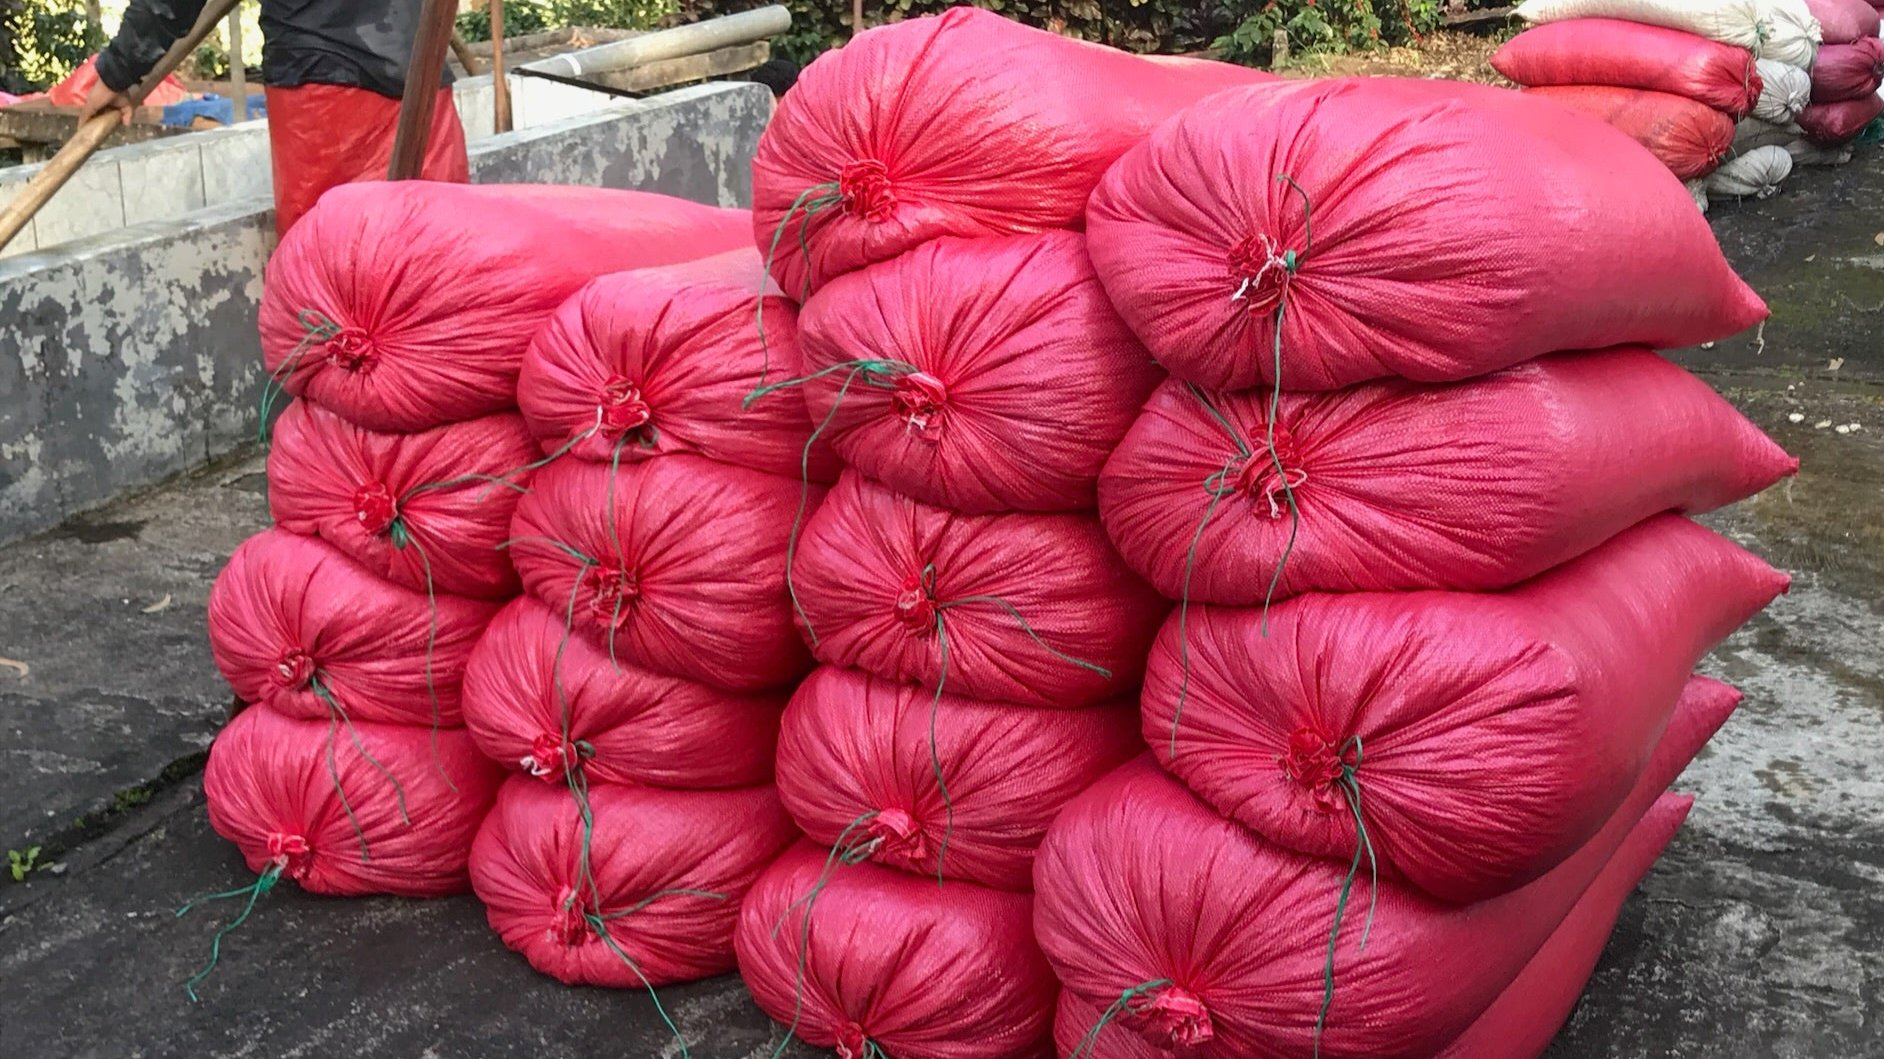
[
  {"xmin": 1086, "ymin": 78, "xmax": 1765, "ymax": 392},
  {"xmin": 1435, "ymin": 795, "xmax": 1693, "ymax": 1059},
  {"xmin": 1035, "ymin": 677, "xmax": 1730, "ymax": 1059},
  {"xmin": 1811, "ymin": 39, "xmax": 1884, "ymax": 102},
  {"xmin": 794, "ymin": 232, "xmax": 1164, "ymax": 514},
  {"xmin": 470, "ymin": 775, "xmax": 796, "ymax": 987},
  {"xmin": 1492, "ymin": 21, "xmax": 1763, "ymax": 117},
  {"xmin": 462, "ymin": 597, "xmax": 784, "ymax": 790},
  {"xmin": 259, "ymin": 183, "xmax": 749, "ymax": 433},
  {"xmin": 1053, "ymin": 791, "xmax": 1698, "ymax": 1059},
  {"xmin": 1099, "ymin": 348, "xmax": 1795, "ymax": 604},
  {"xmin": 776, "ymin": 666, "xmax": 1139, "ymax": 891},
  {"xmin": 267, "ymin": 399, "xmax": 539, "ymax": 600},
  {"xmin": 205, "ymin": 705, "xmax": 502, "ymax": 897},
  {"xmin": 208, "ymin": 529, "xmax": 501, "ymax": 727},
  {"xmin": 1526, "ymin": 85, "xmax": 1735, "ymax": 178},
  {"xmin": 1799, "ymin": 92, "xmax": 1884, "ymax": 142},
  {"xmin": 1806, "ymin": 0, "xmax": 1881, "ymax": 42},
  {"xmin": 792, "ymin": 473, "xmax": 1165, "ymax": 709},
  {"xmin": 1143, "ymin": 517, "xmax": 1782, "ymax": 903},
  {"xmin": 506, "ymin": 456, "xmax": 816, "ymax": 692},
  {"xmin": 751, "ymin": 7, "xmax": 1270, "ymax": 298},
  {"xmin": 518, "ymin": 250, "xmax": 841, "ymax": 482},
  {"xmin": 737, "ymin": 842, "xmax": 1057, "ymax": 1059}
]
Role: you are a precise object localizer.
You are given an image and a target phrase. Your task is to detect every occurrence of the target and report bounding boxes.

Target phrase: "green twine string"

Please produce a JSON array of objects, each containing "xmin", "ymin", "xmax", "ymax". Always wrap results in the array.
[
  {"xmin": 176, "ymin": 862, "xmax": 284, "ymax": 1001},
  {"xmin": 257, "ymin": 309, "xmax": 342, "ymax": 444},
  {"xmin": 310, "ymin": 674, "xmax": 411, "ymax": 862},
  {"xmin": 497, "ymin": 536, "xmax": 600, "ymax": 567},
  {"xmin": 384, "ymin": 522, "xmax": 456, "ymax": 795},
  {"xmin": 604, "ymin": 435, "xmax": 631, "ymax": 673},
  {"xmin": 1066, "ymin": 978, "xmax": 1175, "ymax": 1059},
  {"xmin": 754, "ymin": 181, "xmax": 843, "ymax": 388},
  {"xmin": 768, "ymin": 811, "xmax": 886, "ymax": 1059},
  {"xmin": 744, "ymin": 358, "xmax": 914, "ymax": 647},
  {"xmin": 1170, "ymin": 174, "xmax": 1314, "ymax": 760},
  {"xmin": 546, "ymin": 564, "xmax": 696, "ymax": 1059},
  {"xmin": 1313, "ymin": 736, "xmax": 1379, "ymax": 1059}
]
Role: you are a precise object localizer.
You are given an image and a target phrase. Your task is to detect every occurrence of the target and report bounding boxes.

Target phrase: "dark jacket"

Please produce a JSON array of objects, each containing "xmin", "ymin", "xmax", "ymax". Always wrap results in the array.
[{"xmin": 94, "ymin": 0, "xmax": 451, "ymax": 100}]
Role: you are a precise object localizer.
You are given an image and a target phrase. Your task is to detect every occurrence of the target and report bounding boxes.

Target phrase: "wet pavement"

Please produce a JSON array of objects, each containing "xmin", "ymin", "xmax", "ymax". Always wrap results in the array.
[{"xmin": 2, "ymin": 160, "xmax": 1882, "ymax": 1057}]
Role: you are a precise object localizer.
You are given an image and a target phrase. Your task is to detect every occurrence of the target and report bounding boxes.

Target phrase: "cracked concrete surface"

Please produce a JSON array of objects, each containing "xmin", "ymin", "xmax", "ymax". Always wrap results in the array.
[{"xmin": 1, "ymin": 157, "xmax": 1881, "ymax": 1058}]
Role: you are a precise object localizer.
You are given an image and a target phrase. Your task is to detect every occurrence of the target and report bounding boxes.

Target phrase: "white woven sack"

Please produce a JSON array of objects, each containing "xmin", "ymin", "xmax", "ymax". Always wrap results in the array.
[
  {"xmin": 1753, "ymin": 59, "xmax": 1812, "ymax": 123},
  {"xmin": 1734, "ymin": 117, "xmax": 1803, "ymax": 151},
  {"xmin": 1685, "ymin": 178, "xmax": 1712, "ymax": 214},
  {"xmin": 1759, "ymin": 0, "xmax": 1822, "ymax": 68},
  {"xmin": 1515, "ymin": 0, "xmax": 1765, "ymax": 47},
  {"xmin": 1706, "ymin": 145, "xmax": 1794, "ymax": 198},
  {"xmin": 1786, "ymin": 140, "xmax": 1855, "ymax": 164}
]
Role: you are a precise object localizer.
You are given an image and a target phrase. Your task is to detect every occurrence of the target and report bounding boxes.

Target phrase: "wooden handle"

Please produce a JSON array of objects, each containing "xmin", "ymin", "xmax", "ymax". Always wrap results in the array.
[
  {"xmin": 492, "ymin": 0, "xmax": 512, "ymax": 134},
  {"xmin": 449, "ymin": 30, "xmax": 482, "ymax": 76},
  {"xmin": 388, "ymin": 0, "xmax": 461, "ymax": 181},
  {"xmin": 0, "ymin": 0, "xmax": 244, "ymax": 253}
]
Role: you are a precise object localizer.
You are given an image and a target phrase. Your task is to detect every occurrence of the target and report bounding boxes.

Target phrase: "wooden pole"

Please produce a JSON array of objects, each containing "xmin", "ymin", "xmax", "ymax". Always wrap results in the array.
[
  {"xmin": 492, "ymin": 0, "xmax": 512, "ymax": 133},
  {"xmin": 387, "ymin": 0, "xmax": 460, "ymax": 181},
  {"xmin": 0, "ymin": 0, "xmax": 243, "ymax": 253},
  {"xmin": 852, "ymin": 0, "xmax": 863, "ymax": 38},
  {"xmin": 449, "ymin": 30, "xmax": 482, "ymax": 75},
  {"xmin": 227, "ymin": 4, "xmax": 248, "ymax": 123}
]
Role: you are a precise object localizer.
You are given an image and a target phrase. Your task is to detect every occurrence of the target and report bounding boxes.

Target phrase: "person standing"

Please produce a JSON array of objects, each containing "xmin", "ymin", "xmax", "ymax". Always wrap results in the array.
[{"xmin": 80, "ymin": 0, "xmax": 471, "ymax": 237}]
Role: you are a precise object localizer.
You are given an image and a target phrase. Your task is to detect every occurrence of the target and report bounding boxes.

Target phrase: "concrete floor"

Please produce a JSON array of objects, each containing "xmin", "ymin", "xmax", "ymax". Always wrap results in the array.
[{"xmin": 1, "ymin": 162, "xmax": 1881, "ymax": 1057}]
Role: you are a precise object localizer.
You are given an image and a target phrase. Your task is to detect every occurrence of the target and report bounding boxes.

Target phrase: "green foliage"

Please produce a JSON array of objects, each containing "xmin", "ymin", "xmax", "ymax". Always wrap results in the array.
[
  {"xmin": 2, "ymin": 0, "xmax": 106, "ymax": 91},
  {"xmin": 455, "ymin": 0, "xmax": 673, "ymax": 43},
  {"xmin": 1217, "ymin": 0, "xmax": 1443, "ymax": 64},
  {"xmin": 7, "ymin": 846, "xmax": 41, "ymax": 882}
]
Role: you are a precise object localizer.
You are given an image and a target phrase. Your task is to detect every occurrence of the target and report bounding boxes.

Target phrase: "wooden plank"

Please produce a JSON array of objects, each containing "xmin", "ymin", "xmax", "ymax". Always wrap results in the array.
[
  {"xmin": 1441, "ymin": 4, "xmax": 1516, "ymax": 26},
  {"xmin": 0, "ymin": 104, "xmax": 183, "ymax": 149},
  {"xmin": 578, "ymin": 40, "xmax": 771, "ymax": 93}
]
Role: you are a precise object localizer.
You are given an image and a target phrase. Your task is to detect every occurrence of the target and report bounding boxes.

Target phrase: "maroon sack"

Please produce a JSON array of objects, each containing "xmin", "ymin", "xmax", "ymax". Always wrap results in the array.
[
  {"xmin": 1810, "ymin": 38, "xmax": 1884, "ymax": 102},
  {"xmin": 1799, "ymin": 92, "xmax": 1884, "ymax": 142}
]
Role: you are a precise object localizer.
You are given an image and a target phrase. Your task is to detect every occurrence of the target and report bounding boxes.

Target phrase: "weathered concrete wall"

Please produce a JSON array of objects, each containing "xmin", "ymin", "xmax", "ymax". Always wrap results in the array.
[
  {"xmin": 0, "ymin": 74, "xmax": 622, "ymax": 259},
  {"xmin": 0, "ymin": 82, "xmax": 772, "ymax": 545}
]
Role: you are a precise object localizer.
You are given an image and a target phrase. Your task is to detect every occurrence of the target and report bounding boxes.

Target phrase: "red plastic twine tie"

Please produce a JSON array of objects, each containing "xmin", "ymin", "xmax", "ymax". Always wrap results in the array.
[
  {"xmin": 321, "ymin": 325, "xmax": 378, "ymax": 374},
  {"xmin": 352, "ymin": 480, "xmax": 399, "ymax": 536},
  {"xmin": 891, "ymin": 371, "xmax": 948, "ymax": 436},
  {"xmin": 598, "ymin": 375, "xmax": 654, "ymax": 441},
  {"xmin": 1142, "ymin": 986, "xmax": 1215, "ymax": 1048},
  {"xmin": 837, "ymin": 159, "xmax": 895, "ymax": 222}
]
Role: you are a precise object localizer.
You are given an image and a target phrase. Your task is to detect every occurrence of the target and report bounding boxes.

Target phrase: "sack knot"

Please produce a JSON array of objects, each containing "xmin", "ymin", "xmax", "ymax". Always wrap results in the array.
[{"xmin": 839, "ymin": 159, "xmax": 896, "ymax": 222}]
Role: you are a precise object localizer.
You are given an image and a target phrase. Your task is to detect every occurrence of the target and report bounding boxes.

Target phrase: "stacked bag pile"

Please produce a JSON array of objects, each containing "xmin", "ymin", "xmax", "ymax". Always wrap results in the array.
[
  {"xmin": 1497, "ymin": 0, "xmax": 1826, "ymax": 207},
  {"xmin": 727, "ymin": 11, "xmax": 1276, "ymax": 1056},
  {"xmin": 461, "ymin": 245, "xmax": 822, "ymax": 1001},
  {"xmin": 1036, "ymin": 76, "xmax": 1797, "ymax": 1057},
  {"xmin": 189, "ymin": 181, "xmax": 752, "ymax": 991},
  {"xmin": 1731, "ymin": 0, "xmax": 1882, "ymax": 172}
]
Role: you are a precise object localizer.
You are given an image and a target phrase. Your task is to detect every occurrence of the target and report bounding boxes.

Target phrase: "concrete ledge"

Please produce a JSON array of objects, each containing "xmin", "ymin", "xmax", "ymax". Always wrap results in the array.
[{"xmin": 0, "ymin": 82, "xmax": 773, "ymax": 545}]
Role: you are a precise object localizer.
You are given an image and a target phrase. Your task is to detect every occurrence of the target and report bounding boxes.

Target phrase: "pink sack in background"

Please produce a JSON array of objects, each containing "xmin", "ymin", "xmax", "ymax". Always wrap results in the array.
[
  {"xmin": 470, "ymin": 776, "xmax": 796, "ymax": 987},
  {"xmin": 1492, "ymin": 21, "xmax": 1764, "ymax": 117},
  {"xmin": 461, "ymin": 597, "xmax": 784, "ymax": 790},
  {"xmin": 1799, "ymin": 91, "xmax": 1884, "ymax": 142},
  {"xmin": 1086, "ymin": 77, "xmax": 1765, "ymax": 391},
  {"xmin": 517, "ymin": 250, "xmax": 841, "ymax": 482},
  {"xmin": 1143, "ymin": 518, "xmax": 1782, "ymax": 903},
  {"xmin": 750, "ymin": 6, "xmax": 1270, "ymax": 297},
  {"xmin": 1810, "ymin": 38, "xmax": 1884, "ymax": 102},
  {"xmin": 1805, "ymin": 0, "xmax": 1881, "ymax": 42},
  {"xmin": 208, "ymin": 529, "xmax": 501, "ymax": 726},
  {"xmin": 260, "ymin": 183, "xmax": 749, "ymax": 433},
  {"xmin": 267, "ymin": 399, "xmax": 540, "ymax": 600},
  {"xmin": 775, "ymin": 666, "xmax": 1139, "ymax": 891},
  {"xmin": 791, "ymin": 472, "xmax": 1165, "ymax": 709},
  {"xmin": 737, "ymin": 842, "xmax": 1057, "ymax": 1059},
  {"xmin": 505, "ymin": 456, "xmax": 816, "ymax": 692},
  {"xmin": 205, "ymin": 705, "xmax": 502, "ymax": 897},
  {"xmin": 795, "ymin": 232, "xmax": 1163, "ymax": 514},
  {"xmin": 1525, "ymin": 85, "xmax": 1736, "ymax": 179},
  {"xmin": 1099, "ymin": 348, "xmax": 1794, "ymax": 604}
]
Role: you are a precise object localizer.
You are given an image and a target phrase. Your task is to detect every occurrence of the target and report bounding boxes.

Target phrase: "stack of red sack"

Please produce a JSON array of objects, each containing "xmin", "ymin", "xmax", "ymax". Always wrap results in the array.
[
  {"xmin": 729, "ymin": 11, "xmax": 1276, "ymax": 1057},
  {"xmin": 190, "ymin": 182, "xmax": 747, "ymax": 992},
  {"xmin": 1798, "ymin": 0, "xmax": 1884, "ymax": 153},
  {"xmin": 1037, "ymin": 77, "xmax": 1796, "ymax": 1058},
  {"xmin": 1498, "ymin": 0, "xmax": 1824, "ymax": 204},
  {"xmin": 460, "ymin": 248, "xmax": 816, "ymax": 1003}
]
